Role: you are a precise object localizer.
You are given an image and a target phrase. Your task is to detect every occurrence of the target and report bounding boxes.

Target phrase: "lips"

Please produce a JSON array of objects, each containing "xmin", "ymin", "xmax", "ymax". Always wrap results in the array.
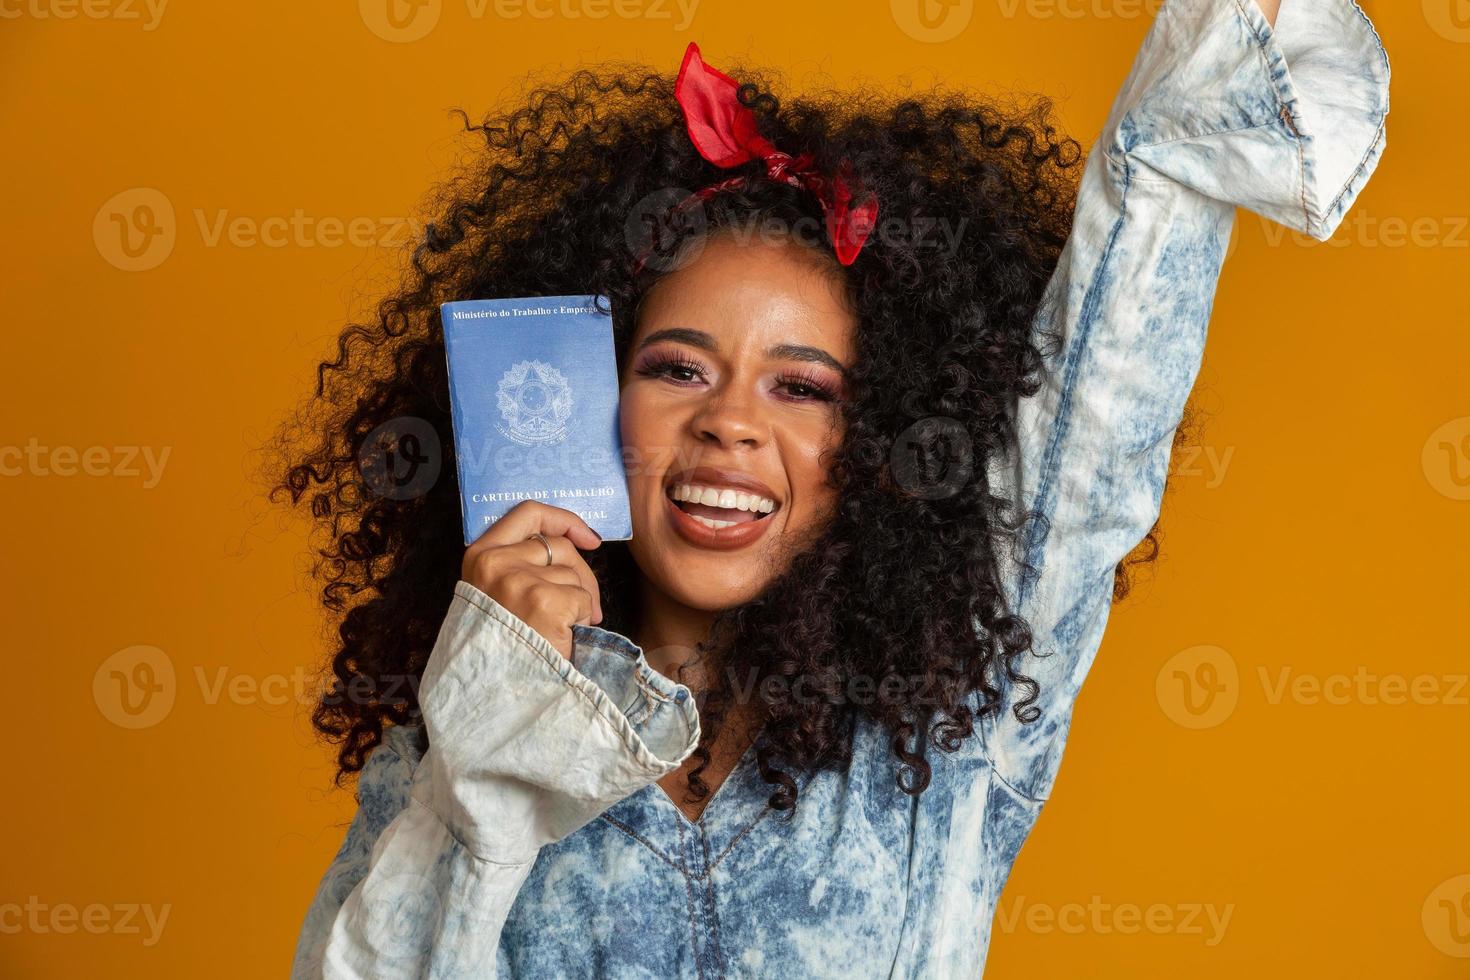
[
  {"xmin": 665, "ymin": 466, "xmax": 781, "ymax": 504},
  {"xmin": 663, "ymin": 465, "xmax": 782, "ymax": 550}
]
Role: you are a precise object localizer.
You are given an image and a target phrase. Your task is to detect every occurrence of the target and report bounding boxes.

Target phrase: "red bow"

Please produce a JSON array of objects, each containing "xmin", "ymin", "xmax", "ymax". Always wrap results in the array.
[{"xmin": 674, "ymin": 42, "xmax": 879, "ymax": 266}]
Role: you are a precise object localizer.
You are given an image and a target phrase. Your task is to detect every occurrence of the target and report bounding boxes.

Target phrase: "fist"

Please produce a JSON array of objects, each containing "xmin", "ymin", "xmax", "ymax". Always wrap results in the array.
[{"xmin": 461, "ymin": 501, "xmax": 605, "ymax": 660}]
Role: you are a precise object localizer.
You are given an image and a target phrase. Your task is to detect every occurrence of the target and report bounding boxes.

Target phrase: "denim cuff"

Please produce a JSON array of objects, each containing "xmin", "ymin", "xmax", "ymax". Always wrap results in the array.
[
  {"xmin": 439, "ymin": 580, "xmax": 701, "ymax": 774},
  {"xmin": 1110, "ymin": 0, "xmax": 1390, "ymax": 240},
  {"xmin": 570, "ymin": 624, "xmax": 699, "ymax": 765}
]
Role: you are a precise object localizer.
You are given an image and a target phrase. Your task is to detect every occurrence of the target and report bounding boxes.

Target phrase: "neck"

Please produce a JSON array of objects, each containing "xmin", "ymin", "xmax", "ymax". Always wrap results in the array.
[{"xmin": 630, "ymin": 578, "xmax": 719, "ymax": 691}]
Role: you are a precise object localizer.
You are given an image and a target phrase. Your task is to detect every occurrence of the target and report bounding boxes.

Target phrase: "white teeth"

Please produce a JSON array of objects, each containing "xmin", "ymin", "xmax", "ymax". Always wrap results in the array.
[
  {"xmin": 692, "ymin": 514, "xmax": 737, "ymax": 529},
  {"xmin": 669, "ymin": 483, "xmax": 777, "ymax": 515}
]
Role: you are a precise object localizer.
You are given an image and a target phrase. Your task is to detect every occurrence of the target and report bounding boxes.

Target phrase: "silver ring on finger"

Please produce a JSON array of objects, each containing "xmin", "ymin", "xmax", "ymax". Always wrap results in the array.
[{"xmin": 528, "ymin": 532, "xmax": 554, "ymax": 567}]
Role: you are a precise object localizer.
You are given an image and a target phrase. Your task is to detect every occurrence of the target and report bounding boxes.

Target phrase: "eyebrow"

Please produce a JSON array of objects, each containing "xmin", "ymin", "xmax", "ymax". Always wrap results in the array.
[{"xmin": 636, "ymin": 327, "xmax": 849, "ymax": 376}]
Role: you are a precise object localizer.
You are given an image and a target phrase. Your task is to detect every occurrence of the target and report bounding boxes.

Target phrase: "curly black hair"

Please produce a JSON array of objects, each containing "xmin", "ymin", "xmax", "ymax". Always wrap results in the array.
[{"xmin": 274, "ymin": 58, "xmax": 1169, "ymax": 813}]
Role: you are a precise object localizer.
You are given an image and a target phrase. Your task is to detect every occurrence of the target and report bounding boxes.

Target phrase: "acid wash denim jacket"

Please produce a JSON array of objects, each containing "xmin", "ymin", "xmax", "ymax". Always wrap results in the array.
[{"xmin": 292, "ymin": 2, "xmax": 1389, "ymax": 976}]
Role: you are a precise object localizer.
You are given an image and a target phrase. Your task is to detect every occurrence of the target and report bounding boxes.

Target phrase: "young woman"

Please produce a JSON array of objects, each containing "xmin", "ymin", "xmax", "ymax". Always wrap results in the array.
[{"xmin": 284, "ymin": 1, "xmax": 1388, "ymax": 975}]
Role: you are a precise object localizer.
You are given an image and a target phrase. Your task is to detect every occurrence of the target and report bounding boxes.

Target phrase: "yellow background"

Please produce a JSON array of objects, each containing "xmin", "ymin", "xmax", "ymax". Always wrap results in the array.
[{"xmin": 3, "ymin": 0, "xmax": 1468, "ymax": 976}]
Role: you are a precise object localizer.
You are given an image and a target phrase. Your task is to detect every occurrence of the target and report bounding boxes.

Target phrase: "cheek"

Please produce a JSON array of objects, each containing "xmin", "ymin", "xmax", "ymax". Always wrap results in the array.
[
  {"xmin": 617, "ymin": 386, "xmax": 660, "ymax": 448},
  {"xmin": 618, "ymin": 387, "xmax": 679, "ymax": 490},
  {"xmin": 786, "ymin": 421, "xmax": 845, "ymax": 514}
]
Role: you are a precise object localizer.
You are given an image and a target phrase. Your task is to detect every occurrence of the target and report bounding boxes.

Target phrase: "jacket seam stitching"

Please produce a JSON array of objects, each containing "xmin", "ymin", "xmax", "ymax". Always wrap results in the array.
[
  {"xmin": 1016, "ymin": 159, "xmax": 1132, "ymax": 605},
  {"xmin": 1102, "ymin": 119, "xmax": 1278, "ymax": 181},
  {"xmin": 597, "ymin": 813, "xmax": 684, "ymax": 872},
  {"xmin": 674, "ymin": 819, "xmax": 708, "ymax": 980},
  {"xmin": 708, "ymin": 811, "xmax": 769, "ymax": 873},
  {"xmin": 632, "ymin": 661, "xmax": 676, "ymax": 704},
  {"xmin": 1226, "ymin": 0, "xmax": 1313, "ymax": 230},
  {"xmin": 700, "ymin": 830, "xmax": 725, "ymax": 978},
  {"xmin": 987, "ymin": 759, "xmax": 1048, "ymax": 805},
  {"xmin": 1325, "ymin": 119, "xmax": 1386, "ymax": 220}
]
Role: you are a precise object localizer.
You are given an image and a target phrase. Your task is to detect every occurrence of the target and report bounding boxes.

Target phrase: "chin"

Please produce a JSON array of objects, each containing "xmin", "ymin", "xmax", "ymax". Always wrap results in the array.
[
  {"xmin": 664, "ymin": 578, "xmax": 763, "ymax": 614},
  {"xmin": 628, "ymin": 536, "xmax": 778, "ymax": 613}
]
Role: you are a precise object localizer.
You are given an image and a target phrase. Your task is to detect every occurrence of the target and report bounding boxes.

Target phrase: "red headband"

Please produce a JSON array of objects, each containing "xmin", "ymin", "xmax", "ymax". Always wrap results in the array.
[{"xmin": 669, "ymin": 42, "xmax": 879, "ymax": 266}]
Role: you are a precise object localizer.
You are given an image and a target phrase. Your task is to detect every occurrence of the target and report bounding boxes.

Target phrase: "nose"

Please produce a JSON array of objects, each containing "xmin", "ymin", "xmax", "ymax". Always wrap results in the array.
[{"xmin": 688, "ymin": 379, "xmax": 766, "ymax": 450}]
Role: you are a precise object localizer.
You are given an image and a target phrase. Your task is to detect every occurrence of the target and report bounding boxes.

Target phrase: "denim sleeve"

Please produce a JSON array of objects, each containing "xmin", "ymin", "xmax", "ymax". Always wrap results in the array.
[
  {"xmin": 980, "ymin": 0, "xmax": 1389, "ymax": 801},
  {"xmin": 290, "ymin": 581, "xmax": 701, "ymax": 979}
]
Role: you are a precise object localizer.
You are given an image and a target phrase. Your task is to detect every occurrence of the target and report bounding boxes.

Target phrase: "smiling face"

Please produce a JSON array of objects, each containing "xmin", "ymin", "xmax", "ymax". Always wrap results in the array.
[{"xmin": 619, "ymin": 234, "xmax": 857, "ymax": 613}]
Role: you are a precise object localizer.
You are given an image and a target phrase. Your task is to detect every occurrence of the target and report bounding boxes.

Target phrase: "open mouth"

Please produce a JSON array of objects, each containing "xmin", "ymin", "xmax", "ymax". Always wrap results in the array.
[{"xmin": 667, "ymin": 481, "xmax": 779, "ymax": 530}]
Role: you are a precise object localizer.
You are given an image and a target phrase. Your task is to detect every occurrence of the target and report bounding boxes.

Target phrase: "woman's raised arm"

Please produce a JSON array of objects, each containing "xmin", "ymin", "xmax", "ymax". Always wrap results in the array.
[
  {"xmin": 290, "ymin": 582, "xmax": 701, "ymax": 979},
  {"xmin": 980, "ymin": 0, "xmax": 1389, "ymax": 801}
]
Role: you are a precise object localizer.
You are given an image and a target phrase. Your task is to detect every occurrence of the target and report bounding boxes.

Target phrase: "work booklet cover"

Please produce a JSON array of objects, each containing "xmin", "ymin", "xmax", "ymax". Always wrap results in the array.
[{"xmin": 441, "ymin": 296, "xmax": 633, "ymax": 545}]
